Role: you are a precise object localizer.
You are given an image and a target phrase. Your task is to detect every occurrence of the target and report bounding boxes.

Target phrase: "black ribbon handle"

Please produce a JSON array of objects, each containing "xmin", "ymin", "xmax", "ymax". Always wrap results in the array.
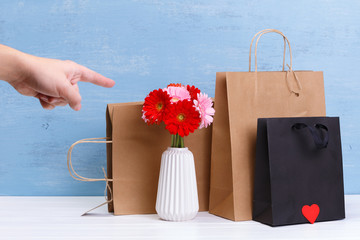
[{"xmin": 292, "ymin": 123, "xmax": 329, "ymax": 149}]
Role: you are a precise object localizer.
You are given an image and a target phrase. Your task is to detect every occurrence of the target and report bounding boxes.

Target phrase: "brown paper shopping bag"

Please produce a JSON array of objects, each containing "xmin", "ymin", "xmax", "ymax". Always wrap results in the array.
[
  {"xmin": 68, "ymin": 102, "xmax": 212, "ymax": 215},
  {"xmin": 209, "ymin": 29, "xmax": 326, "ymax": 221}
]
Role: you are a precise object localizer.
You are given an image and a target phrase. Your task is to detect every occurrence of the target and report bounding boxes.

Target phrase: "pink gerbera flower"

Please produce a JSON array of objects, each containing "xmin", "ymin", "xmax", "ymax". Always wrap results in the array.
[
  {"xmin": 193, "ymin": 92, "xmax": 215, "ymax": 129},
  {"xmin": 164, "ymin": 86, "xmax": 191, "ymax": 103}
]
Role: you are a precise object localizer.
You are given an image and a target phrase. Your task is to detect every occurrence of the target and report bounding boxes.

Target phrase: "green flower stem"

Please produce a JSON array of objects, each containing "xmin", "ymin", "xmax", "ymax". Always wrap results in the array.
[
  {"xmin": 176, "ymin": 133, "xmax": 180, "ymax": 147},
  {"xmin": 170, "ymin": 134, "xmax": 185, "ymax": 148},
  {"xmin": 172, "ymin": 134, "xmax": 176, "ymax": 147}
]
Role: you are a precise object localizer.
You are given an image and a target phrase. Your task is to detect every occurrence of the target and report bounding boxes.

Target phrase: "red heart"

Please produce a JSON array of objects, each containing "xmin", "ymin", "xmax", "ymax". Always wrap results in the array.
[{"xmin": 302, "ymin": 204, "xmax": 320, "ymax": 224}]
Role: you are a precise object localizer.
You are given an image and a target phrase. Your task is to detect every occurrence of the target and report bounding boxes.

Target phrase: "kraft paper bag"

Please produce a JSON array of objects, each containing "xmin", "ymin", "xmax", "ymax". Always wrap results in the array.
[
  {"xmin": 209, "ymin": 29, "xmax": 326, "ymax": 221},
  {"xmin": 253, "ymin": 117, "xmax": 345, "ymax": 226},
  {"xmin": 69, "ymin": 102, "xmax": 212, "ymax": 215}
]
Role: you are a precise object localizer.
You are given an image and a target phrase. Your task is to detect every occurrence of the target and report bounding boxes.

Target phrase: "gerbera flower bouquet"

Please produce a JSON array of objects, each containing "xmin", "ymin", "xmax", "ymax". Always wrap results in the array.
[
  {"xmin": 142, "ymin": 83, "xmax": 214, "ymax": 221},
  {"xmin": 142, "ymin": 84, "xmax": 215, "ymax": 148}
]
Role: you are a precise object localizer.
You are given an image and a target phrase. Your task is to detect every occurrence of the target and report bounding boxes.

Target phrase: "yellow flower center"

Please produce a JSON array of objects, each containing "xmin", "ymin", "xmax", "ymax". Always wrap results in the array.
[
  {"xmin": 156, "ymin": 102, "xmax": 163, "ymax": 111},
  {"xmin": 177, "ymin": 113, "xmax": 185, "ymax": 122}
]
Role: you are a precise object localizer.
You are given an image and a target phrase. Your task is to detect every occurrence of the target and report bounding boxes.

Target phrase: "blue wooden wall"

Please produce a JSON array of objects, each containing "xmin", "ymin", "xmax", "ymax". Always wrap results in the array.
[{"xmin": 0, "ymin": 0, "xmax": 359, "ymax": 195}]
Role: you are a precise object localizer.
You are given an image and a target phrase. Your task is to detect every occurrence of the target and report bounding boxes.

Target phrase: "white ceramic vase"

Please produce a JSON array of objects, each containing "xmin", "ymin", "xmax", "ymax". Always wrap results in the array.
[{"xmin": 155, "ymin": 147, "xmax": 199, "ymax": 221}]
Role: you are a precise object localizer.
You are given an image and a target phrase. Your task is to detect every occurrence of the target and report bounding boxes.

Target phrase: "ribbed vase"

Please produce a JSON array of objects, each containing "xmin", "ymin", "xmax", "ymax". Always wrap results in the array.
[{"xmin": 155, "ymin": 147, "xmax": 199, "ymax": 221}]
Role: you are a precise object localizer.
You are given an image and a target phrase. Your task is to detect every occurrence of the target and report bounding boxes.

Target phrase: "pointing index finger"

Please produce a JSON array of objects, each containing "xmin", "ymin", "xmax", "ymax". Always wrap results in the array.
[{"xmin": 77, "ymin": 64, "xmax": 115, "ymax": 88}]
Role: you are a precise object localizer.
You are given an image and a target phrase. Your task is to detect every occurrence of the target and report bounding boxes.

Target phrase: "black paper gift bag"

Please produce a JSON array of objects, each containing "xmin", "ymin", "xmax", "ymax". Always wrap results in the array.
[{"xmin": 253, "ymin": 117, "xmax": 345, "ymax": 226}]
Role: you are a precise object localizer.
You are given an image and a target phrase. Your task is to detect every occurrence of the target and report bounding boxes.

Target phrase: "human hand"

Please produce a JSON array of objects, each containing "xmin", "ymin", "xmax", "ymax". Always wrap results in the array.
[
  {"xmin": 0, "ymin": 44, "xmax": 115, "ymax": 111},
  {"xmin": 8, "ymin": 55, "xmax": 115, "ymax": 111}
]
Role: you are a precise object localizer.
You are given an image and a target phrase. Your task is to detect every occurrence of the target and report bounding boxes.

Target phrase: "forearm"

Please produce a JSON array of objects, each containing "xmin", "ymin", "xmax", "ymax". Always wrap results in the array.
[{"xmin": 0, "ymin": 44, "xmax": 29, "ymax": 84}]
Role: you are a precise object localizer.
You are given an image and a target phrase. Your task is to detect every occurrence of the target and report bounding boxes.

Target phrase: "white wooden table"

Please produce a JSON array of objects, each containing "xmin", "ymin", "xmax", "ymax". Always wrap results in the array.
[{"xmin": 0, "ymin": 195, "xmax": 358, "ymax": 239}]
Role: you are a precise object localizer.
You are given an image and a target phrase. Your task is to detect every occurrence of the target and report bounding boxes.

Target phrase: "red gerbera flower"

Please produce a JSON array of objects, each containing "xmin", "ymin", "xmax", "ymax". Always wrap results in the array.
[
  {"xmin": 186, "ymin": 85, "xmax": 200, "ymax": 100},
  {"xmin": 164, "ymin": 100, "xmax": 201, "ymax": 137},
  {"xmin": 142, "ymin": 89, "xmax": 171, "ymax": 125}
]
